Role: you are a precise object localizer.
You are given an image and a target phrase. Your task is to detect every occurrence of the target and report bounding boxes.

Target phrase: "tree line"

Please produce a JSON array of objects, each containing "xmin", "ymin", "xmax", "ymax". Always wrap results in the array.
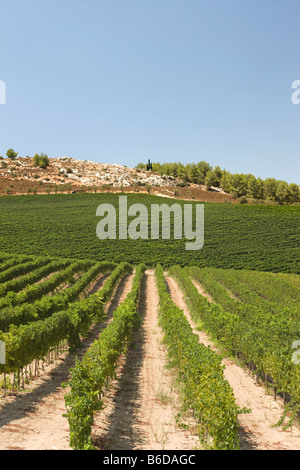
[
  {"xmin": 137, "ymin": 161, "xmax": 300, "ymax": 204},
  {"xmin": 2, "ymin": 149, "xmax": 50, "ymax": 168}
]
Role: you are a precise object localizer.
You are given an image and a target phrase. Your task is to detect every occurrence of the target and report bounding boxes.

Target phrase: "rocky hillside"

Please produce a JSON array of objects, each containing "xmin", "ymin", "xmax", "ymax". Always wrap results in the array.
[{"xmin": 0, "ymin": 155, "xmax": 235, "ymax": 203}]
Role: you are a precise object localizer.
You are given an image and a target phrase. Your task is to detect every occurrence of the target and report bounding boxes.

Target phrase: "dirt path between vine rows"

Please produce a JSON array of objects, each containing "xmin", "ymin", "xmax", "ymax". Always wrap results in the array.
[
  {"xmin": 0, "ymin": 273, "xmax": 134, "ymax": 450},
  {"xmin": 91, "ymin": 270, "xmax": 200, "ymax": 450},
  {"xmin": 0, "ymin": 271, "xmax": 200, "ymax": 451},
  {"xmin": 165, "ymin": 274, "xmax": 300, "ymax": 451}
]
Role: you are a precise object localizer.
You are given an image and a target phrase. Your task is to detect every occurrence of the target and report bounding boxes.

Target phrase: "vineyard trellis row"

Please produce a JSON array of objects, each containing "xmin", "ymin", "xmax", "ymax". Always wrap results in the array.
[
  {"xmin": 0, "ymin": 260, "xmax": 117, "ymax": 331},
  {"xmin": 63, "ymin": 263, "xmax": 146, "ymax": 450},
  {"xmin": 0, "ymin": 260, "xmax": 132, "ymax": 377},
  {"xmin": 0, "ymin": 258, "xmax": 74, "ymax": 304},
  {"xmin": 155, "ymin": 264, "xmax": 243, "ymax": 450},
  {"xmin": 0, "ymin": 253, "xmax": 299, "ymax": 450},
  {"xmin": 169, "ymin": 265, "xmax": 300, "ymax": 429}
]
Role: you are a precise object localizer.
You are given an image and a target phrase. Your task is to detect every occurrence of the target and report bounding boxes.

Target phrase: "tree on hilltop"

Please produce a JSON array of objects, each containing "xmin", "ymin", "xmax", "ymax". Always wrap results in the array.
[
  {"xmin": 6, "ymin": 148, "xmax": 18, "ymax": 159},
  {"xmin": 33, "ymin": 153, "xmax": 50, "ymax": 168}
]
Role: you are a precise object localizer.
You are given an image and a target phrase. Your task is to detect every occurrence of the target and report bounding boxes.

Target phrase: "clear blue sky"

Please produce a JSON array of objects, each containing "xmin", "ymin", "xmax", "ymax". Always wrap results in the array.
[{"xmin": 0, "ymin": 0, "xmax": 299, "ymax": 183}]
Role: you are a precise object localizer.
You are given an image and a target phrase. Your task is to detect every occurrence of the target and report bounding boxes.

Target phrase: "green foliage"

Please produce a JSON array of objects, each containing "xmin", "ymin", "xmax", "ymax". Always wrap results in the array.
[
  {"xmin": 137, "ymin": 161, "xmax": 299, "ymax": 204},
  {"xmin": 6, "ymin": 148, "xmax": 18, "ymax": 159},
  {"xmin": 0, "ymin": 256, "xmax": 52, "ymax": 285},
  {"xmin": 205, "ymin": 166, "xmax": 223, "ymax": 189},
  {"xmin": 33, "ymin": 153, "xmax": 50, "ymax": 168},
  {"xmin": 0, "ymin": 261, "xmax": 132, "ymax": 372},
  {"xmin": 0, "ymin": 249, "xmax": 299, "ymax": 445},
  {"xmin": 0, "ymin": 260, "xmax": 116, "ymax": 331},
  {"xmin": 64, "ymin": 263, "xmax": 146, "ymax": 450},
  {"xmin": 0, "ymin": 193, "xmax": 299, "ymax": 273},
  {"xmin": 171, "ymin": 265, "xmax": 300, "ymax": 427},
  {"xmin": 0, "ymin": 258, "xmax": 72, "ymax": 301},
  {"xmin": 155, "ymin": 264, "xmax": 241, "ymax": 450}
]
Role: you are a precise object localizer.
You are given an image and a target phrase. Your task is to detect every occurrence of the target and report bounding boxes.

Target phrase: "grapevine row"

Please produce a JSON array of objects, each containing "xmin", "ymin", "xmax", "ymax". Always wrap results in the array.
[
  {"xmin": 0, "ymin": 256, "xmax": 52, "ymax": 284},
  {"xmin": 0, "ymin": 254, "xmax": 36, "ymax": 274},
  {"xmin": 64, "ymin": 263, "xmax": 146, "ymax": 450},
  {"xmin": 0, "ymin": 261, "xmax": 132, "ymax": 374},
  {"xmin": 0, "ymin": 260, "xmax": 116, "ymax": 331},
  {"xmin": 0, "ymin": 258, "xmax": 74, "ymax": 303},
  {"xmin": 170, "ymin": 265, "xmax": 300, "ymax": 427},
  {"xmin": 155, "ymin": 264, "xmax": 242, "ymax": 450},
  {"xmin": 221, "ymin": 268, "xmax": 300, "ymax": 307},
  {"xmin": 199, "ymin": 267, "xmax": 299, "ymax": 311}
]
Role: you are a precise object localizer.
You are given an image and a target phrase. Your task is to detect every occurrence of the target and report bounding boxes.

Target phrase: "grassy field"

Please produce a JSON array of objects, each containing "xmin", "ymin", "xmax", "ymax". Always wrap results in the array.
[{"xmin": 0, "ymin": 192, "xmax": 299, "ymax": 272}]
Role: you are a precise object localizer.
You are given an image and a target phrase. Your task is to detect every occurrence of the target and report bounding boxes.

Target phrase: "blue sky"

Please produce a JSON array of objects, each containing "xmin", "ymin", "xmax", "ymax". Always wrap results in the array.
[{"xmin": 0, "ymin": 0, "xmax": 299, "ymax": 183}]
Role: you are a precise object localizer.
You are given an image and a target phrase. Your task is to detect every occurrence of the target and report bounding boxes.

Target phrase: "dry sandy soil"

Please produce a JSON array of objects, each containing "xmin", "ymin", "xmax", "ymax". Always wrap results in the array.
[
  {"xmin": 91, "ymin": 270, "xmax": 199, "ymax": 450},
  {"xmin": 0, "ymin": 156, "xmax": 237, "ymax": 203},
  {"xmin": 0, "ymin": 273, "xmax": 133, "ymax": 450},
  {"xmin": 0, "ymin": 270, "xmax": 299, "ymax": 451},
  {"xmin": 165, "ymin": 274, "xmax": 300, "ymax": 451},
  {"xmin": 0, "ymin": 271, "xmax": 199, "ymax": 450}
]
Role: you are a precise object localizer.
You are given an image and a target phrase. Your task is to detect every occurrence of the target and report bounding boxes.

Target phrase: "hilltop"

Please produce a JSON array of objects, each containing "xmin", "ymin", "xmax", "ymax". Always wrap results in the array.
[{"xmin": 0, "ymin": 156, "xmax": 236, "ymax": 203}]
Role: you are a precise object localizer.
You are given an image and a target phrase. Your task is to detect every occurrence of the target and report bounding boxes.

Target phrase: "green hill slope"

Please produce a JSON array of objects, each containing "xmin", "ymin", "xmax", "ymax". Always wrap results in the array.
[{"xmin": 0, "ymin": 193, "xmax": 299, "ymax": 272}]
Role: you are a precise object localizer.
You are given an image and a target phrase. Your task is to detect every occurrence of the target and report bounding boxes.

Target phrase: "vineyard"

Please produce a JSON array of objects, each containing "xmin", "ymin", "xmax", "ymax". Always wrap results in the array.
[
  {"xmin": 0, "ymin": 193, "xmax": 299, "ymax": 273},
  {"xmin": 0, "ymin": 251, "xmax": 299, "ymax": 450}
]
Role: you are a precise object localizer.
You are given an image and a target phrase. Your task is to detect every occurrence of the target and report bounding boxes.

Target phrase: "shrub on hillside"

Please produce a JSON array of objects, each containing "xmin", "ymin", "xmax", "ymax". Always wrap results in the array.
[{"xmin": 33, "ymin": 153, "xmax": 50, "ymax": 168}]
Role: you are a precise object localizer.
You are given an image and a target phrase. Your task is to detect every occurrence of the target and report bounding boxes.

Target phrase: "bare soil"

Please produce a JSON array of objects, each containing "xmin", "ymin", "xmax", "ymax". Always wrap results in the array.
[
  {"xmin": 190, "ymin": 278, "xmax": 214, "ymax": 303},
  {"xmin": 0, "ymin": 156, "xmax": 237, "ymax": 204},
  {"xmin": 0, "ymin": 271, "xmax": 199, "ymax": 450},
  {"xmin": 91, "ymin": 270, "xmax": 200, "ymax": 450},
  {"xmin": 1, "ymin": 270, "xmax": 299, "ymax": 450},
  {"xmin": 165, "ymin": 274, "xmax": 300, "ymax": 450},
  {"xmin": 0, "ymin": 273, "xmax": 134, "ymax": 450}
]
